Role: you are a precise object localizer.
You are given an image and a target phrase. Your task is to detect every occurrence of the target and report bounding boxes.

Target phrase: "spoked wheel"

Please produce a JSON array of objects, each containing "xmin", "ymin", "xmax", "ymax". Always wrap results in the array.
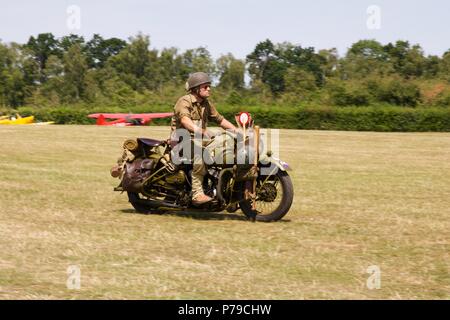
[
  {"xmin": 127, "ymin": 192, "xmax": 161, "ymax": 214},
  {"xmin": 240, "ymin": 171, "xmax": 294, "ymax": 222}
]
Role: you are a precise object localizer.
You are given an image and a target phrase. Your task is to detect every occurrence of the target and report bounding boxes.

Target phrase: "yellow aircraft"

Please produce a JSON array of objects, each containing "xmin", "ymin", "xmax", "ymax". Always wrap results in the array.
[
  {"xmin": 0, "ymin": 114, "xmax": 34, "ymax": 125},
  {"xmin": 0, "ymin": 113, "xmax": 54, "ymax": 125}
]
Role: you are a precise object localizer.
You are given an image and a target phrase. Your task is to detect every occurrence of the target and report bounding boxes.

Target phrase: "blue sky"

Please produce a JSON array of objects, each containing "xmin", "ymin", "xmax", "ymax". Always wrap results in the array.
[{"xmin": 1, "ymin": 0, "xmax": 449, "ymax": 59}]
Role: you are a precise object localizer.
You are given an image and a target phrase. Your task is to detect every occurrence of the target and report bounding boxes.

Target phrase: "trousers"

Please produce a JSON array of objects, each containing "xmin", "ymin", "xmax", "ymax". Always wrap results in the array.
[{"xmin": 191, "ymin": 133, "xmax": 235, "ymax": 198}]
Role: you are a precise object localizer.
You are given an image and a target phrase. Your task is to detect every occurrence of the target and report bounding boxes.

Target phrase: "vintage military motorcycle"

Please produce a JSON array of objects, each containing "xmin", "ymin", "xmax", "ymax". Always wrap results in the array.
[{"xmin": 110, "ymin": 112, "xmax": 293, "ymax": 222}]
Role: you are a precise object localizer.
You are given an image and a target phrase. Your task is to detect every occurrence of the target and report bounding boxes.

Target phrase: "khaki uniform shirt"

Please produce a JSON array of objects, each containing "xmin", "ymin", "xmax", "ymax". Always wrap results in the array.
[{"xmin": 170, "ymin": 94, "xmax": 224, "ymax": 137}]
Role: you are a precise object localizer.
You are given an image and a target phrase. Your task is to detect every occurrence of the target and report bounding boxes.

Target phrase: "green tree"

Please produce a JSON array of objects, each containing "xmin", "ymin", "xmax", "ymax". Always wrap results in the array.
[
  {"xmin": 326, "ymin": 79, "xmax": 371, "ymax": 106},
  {"xmin": 284, "ymin": 67, "xmax": 317, "ymax": 95},
  {"xmin": 19, "ymin": 45, "xmax": 40, "ymax": 89},
  {"xmin": 216, "ymin": 53, "xmax": 245, "ymax": 90},
  {"xmin": 62, "ymin": 44, "xmax": 88, "ymax": 101},
  {"xmin": 25, "ymin": 33, "xmax": 61, "ymax": 82},
  {"xmin": 341, "ymin": 39, "xmax": 392, "ymax": 79},
  {"xmin": 247, "ymin": 39, "xmax": 326, "ymax": 94},
  {"xmin": 348, "ymin": 39, "xmax": 387, "ymax": 60},
  {"xmin": 278, "ymin": 42, "xmax": 326, "ymax": 85},
  {"xmin": 281, "ymin": 67, "xmax": 319, "ymax": 105},
  {"xmin": 154, "ymin": 47, "xmax": 185, "ymax": 88},
  {"xmin": 85, "ymin": 34, "xmax": 127, "ymax": 68},
  {"xmin": 108, "ymin": 33, "xmax": 158, "ymax": 91},
  {"xmin": 59, "ymin": 34, "xmax": 85, "ymax": 52},
  {"xmin": 246, "ymin": 39, "xmax": 286, "ymax": 94},
  {"xmin": 31, "ymin": 54, "xmax": 65, "ymax": 105},
  {"xmin": 181, "ymin": 47, "xmax": 215, "ymax": 77},
  {"xmin": 439, "ymin": 51, "xmax": 450, "ymax": 81},
  {"xmin": 423, "ymin": 55, "xmax": 441, "ymax": 78},
  {"xmin": 384, "ymin": 41, "xmax": 425, "ymax": 78},
  {"xmin": 366, "ymin": 76, "xmax": 422, "ymax": 106},
  {"xmin": 0, "ymin": 42, "xmax": 38, "ymax": 107},
  {"xmin": 318, "ymin": 48, "xmax": 339, "ymax": 78}
]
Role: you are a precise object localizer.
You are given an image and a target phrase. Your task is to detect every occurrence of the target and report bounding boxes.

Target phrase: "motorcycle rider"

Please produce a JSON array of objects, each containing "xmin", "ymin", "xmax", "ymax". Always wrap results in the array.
[{"xmin": 170, "ymin": 72, "xmax": 238, "ymax": 205}]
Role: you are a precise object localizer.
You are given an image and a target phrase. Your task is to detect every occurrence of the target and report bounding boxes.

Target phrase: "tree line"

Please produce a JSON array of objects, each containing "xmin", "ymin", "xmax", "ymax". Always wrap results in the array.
[{"xmin": 1, "ymin": 33, "xmax": 450, "ymax": 109}]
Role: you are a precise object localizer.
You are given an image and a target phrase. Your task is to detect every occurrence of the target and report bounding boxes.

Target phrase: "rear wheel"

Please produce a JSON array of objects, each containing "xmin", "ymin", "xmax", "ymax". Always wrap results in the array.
[
  {"xmin": 127, "ymin": 192, "xmax": 160, "ymax": 214},
  {"xmin": 239, "ymin": 171, "xmax": 293, "ymax": 222}
]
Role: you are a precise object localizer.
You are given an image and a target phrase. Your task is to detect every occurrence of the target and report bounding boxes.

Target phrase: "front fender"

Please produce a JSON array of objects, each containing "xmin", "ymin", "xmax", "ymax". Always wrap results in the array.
[{"xmin": 258, "ymin": 154, "xmax": 292, "ymax": 174}]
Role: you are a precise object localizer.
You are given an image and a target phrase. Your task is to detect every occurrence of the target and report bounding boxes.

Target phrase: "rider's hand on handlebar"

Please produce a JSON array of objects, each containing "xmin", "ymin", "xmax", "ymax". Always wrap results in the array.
[{"xmin": 202, "ymin": 129, "xmax": 213, "ymax": 139}]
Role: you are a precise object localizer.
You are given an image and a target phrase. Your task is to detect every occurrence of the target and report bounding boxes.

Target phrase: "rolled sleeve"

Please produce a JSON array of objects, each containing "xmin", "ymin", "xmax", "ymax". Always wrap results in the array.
[{"xmin": 208, "ymin": 102, "xmax": 224, "ymax": 125}]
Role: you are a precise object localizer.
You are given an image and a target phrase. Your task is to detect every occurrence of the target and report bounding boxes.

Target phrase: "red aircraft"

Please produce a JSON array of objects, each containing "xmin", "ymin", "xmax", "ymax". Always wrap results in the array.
[{"xmin": 88, "ymin": 113, "xmax": 173, "ymax": 126}]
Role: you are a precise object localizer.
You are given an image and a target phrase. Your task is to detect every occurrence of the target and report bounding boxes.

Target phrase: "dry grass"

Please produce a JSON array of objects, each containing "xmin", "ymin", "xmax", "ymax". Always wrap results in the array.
[{"xmin": 0, "ymin": 125, "xmax": 449, "ymax": 299}]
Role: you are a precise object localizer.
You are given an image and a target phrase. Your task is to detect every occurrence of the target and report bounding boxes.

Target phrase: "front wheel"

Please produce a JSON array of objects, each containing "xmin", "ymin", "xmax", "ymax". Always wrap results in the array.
[{"xmin": 239, "ymin": 171, "xmax": 294, "ymax": 222}]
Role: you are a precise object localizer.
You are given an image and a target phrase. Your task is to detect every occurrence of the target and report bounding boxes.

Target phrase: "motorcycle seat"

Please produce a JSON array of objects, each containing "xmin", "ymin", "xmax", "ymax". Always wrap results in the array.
[{"xmin": 137, "ymin": 138, "xmax": 165, "ymax": 148}]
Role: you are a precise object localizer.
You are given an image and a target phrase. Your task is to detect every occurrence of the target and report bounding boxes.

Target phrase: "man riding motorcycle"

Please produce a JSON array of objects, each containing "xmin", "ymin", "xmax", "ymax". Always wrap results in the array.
[
  {"xmin": 111, "ymin": 72, "xmax": 294, "ymax": 221},
  {"xmin": 170, "ymin": 72, "xmax": 238, "ymax": 205}
]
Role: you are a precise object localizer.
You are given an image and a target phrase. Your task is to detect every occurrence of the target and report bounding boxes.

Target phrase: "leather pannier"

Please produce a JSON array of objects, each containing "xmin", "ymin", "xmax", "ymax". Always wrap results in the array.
[{"xmin": 121, "ymin": 158, "xmax": 155, "ymax": 193}]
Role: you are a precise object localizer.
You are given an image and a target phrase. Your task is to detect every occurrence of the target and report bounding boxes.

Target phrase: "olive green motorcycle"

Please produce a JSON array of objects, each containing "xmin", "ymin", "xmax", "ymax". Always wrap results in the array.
[{"xmin": 110, "ymin": 113, "xmax": 293, "ymax": 222}]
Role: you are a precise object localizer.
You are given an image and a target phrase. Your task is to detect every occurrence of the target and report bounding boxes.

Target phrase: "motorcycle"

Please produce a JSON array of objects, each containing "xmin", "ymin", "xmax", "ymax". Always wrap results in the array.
[{"xmin": 110, "ymin": 112, "xmax": 294, "ymax": 222}]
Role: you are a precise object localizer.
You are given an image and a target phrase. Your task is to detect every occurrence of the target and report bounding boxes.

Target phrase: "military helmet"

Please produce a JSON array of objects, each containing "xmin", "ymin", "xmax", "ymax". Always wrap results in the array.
[{"xmin": 186, "ymin": 72, "xmax": 211, "ymax": 90}]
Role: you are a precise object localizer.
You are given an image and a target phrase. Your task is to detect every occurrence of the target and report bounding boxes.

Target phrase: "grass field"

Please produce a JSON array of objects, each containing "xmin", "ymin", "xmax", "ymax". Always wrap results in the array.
[{"xmin": 0, "ymin": 125, "xmax": 449, "ymax": 299}]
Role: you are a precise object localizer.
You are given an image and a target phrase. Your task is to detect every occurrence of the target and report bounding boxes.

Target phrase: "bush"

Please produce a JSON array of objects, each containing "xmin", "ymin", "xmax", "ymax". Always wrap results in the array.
[
  {"xmin": 435, "ymin": 90, "xmax": 450, "ymax": 106},
  {"xmin": 8, "ymin": 104, "xmax": 450, "ymax": 132},
  {"xmin": 298, "ymin": 106, "xmax": 450, "ymax": 131},
  {"xmin": 328, "ymin": 82, "xmax": 371, "ymax": 106},
  {"xmin": 367, "ymin": 77, "xmax": 422, "ymax": 106},
  {"xmin": 18, "ymin": 106, "xmax": 92, "ymax": 124},
  {"xmin": 225, "ymin": 90, "xmax": 243, "ymax": 105}
]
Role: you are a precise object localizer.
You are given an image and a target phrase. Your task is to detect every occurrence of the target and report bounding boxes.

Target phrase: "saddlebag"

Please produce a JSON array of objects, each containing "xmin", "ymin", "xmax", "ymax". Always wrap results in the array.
[{"xmin": 121, "ymin": 158, "xmax": 156, "ymax": 193}]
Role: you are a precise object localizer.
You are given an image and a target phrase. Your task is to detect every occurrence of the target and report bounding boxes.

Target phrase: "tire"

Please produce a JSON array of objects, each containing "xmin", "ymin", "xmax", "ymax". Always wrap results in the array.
[
  {"xmin": 127, "ymin": 192, "xmax": 161, "ymax": 214},
  {"xmin": 240, "ymin": 171, "xmax": 294, "ymax": 222}
]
